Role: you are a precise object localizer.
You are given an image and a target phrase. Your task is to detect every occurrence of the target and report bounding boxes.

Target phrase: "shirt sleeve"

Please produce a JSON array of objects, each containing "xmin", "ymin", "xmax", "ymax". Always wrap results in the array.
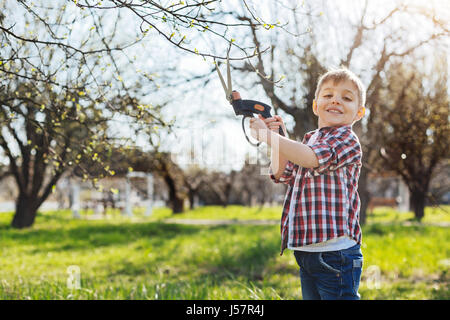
[
  {"xmin": 269, "ymin": 160, "xmax": 298, "ymax": 186},
  {"xmin": 309, "ymin": 127, "xmax": 361, "ymax": 174}
]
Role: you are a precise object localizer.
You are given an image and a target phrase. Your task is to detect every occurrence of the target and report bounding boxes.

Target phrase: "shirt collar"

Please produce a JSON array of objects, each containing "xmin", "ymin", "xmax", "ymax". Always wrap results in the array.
[
  {"xmin": 318, "ymin": 124, "xmax": 352, "ymax": 133},
  {"xmin": 305, "ymin": 124, "xmax": 352, "ymax": 141}
]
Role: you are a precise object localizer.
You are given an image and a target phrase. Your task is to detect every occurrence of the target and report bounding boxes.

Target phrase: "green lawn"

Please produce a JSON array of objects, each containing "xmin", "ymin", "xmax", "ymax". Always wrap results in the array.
[{"xmin": 0, "ymin": 205, "xmax": 448, "ymax": 299}]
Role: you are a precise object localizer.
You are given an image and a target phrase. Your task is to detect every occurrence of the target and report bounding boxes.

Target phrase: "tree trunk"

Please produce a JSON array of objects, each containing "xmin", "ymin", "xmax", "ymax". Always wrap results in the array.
[
  {"xmin": 172, "ymin": 196, "xmax": 184, "ymax": 214},
  {"xmin": 163, "ymin": 173, "xmax": 185, "ymax": 214},
  {"xmin": 410, "ymin": 188, "xmax": 425, "ymax": 221},
  {"xmin": 188, "ymin": 191, "xmax": 194, "ymax": 210},
  {"xmin": 11, "ymin": 193, "xmax": 38, "ymax": 229}
]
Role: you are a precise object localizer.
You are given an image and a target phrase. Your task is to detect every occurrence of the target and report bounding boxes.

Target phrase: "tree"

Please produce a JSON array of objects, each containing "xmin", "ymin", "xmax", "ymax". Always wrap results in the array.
[
  {"xmin": 151, "ymin": 151, "xmax": 188, "ymax": 213},
  {"xmin": 370, "ymin": 56, "xmax": 449, "ymax": 220},
  {"xmin": 0, "ymin": 1, "xmax": 164, "ymax": 228},
  {"xmin": 183, "ymin": 165, "xmax": 206, "ymax": 210}
]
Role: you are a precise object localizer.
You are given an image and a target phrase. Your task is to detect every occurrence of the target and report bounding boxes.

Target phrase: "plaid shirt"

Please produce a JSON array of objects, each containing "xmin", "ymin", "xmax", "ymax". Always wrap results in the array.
[{"xmin": 269, "ymin": 125, "xmax": 362, "ymax": 255}]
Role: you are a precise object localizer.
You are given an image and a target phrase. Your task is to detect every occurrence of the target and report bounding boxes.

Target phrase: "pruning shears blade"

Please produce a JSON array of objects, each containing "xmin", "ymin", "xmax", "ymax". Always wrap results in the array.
[
  {"xmin": 215, "ymin": 45, "xmax": 233, "ymax": 104},
  {"xmin": 226, "ymin": 53, "xmax": 232, "ymax": 95},
  {"xmin": 215, "ymin": 61, "xmax": 231, "ymax": 102}
]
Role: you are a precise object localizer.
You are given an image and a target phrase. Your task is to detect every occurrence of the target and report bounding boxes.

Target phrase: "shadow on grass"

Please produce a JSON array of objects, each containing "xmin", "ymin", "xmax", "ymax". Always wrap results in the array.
[
  {"xmin": 1, "ymin": 218, "xmax": 204, "ymax": 253},
  {"xmin": 362, "ymin": 222, "xmax": 435, "ymax": 237},
  {"xmin": 186, "ymin": 225, "xmax": 282, "ymax": 282}
]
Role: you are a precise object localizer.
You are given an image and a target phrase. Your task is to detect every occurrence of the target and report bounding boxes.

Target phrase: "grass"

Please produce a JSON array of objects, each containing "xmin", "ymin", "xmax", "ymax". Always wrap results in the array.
[
  {"xmin": 365, "ymin": 205, "xmax": 450, "ymax": 225},
  {"xmin": 0, "ymin": 205, "xmax": 448, "ymax": 300}
]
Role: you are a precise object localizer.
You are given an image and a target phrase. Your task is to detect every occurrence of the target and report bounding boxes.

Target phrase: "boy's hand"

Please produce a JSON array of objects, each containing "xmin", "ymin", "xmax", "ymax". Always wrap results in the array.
[
  {"xmin": 265, "ymin": 114, "xmax": 287, "ymax": 136},
  {"xmin": 254, "ymin": 114, "xmax": 287, "ymax": 136},
  {"xmin": 250, "ymin": 114, "xmax": 287, "ymax": 143},
  {"xmin": 249, "ymin": 115, "xmax": 268, "ymax": 142}
]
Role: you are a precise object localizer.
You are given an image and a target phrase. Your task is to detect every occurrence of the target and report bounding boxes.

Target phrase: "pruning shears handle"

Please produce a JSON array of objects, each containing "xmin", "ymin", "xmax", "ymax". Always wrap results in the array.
[
  {"xmin": 215, "ymin": 49, "xmax": 284, "ymax": 146},
  {"xmin": 230, "ymin": 91, "xmax": 285, "ymax": 146}
]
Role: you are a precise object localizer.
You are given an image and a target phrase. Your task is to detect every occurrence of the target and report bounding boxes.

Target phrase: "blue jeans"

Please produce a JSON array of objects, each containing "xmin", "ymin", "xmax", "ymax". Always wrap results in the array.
[{"xmin": 293, "ymin": 244, "xmax": 363, "ymax": 300}]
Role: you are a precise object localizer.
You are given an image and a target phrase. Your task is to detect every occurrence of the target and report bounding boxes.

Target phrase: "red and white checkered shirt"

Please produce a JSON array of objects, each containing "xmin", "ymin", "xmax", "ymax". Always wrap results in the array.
[{"xmin": 270, "ymin": 125, "xmax": 362, "ymax": 255}]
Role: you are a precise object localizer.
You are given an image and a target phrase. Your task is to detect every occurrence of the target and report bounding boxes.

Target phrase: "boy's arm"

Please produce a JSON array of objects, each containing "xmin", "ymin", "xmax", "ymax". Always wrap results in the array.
[
  {"xmin": 267, "ymin": 131, "xmax": 319, "ymax": 169},
  {"xmin": 269, "ymin": 148, "xmax": 289, "ymax": 181},
  {"xmin": 263, "ymin": 116, "xmax": 299, "ymax": 183},
  {"xmin": 308, "ymin": 128, "xmax": 362, "ymax": 173}
]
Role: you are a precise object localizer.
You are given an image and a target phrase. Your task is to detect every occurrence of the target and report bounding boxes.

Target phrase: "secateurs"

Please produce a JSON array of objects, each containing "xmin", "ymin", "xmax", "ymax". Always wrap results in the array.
[{"xmin": 215, "ymin": 48, "xmax": 285, "ymax": 147}]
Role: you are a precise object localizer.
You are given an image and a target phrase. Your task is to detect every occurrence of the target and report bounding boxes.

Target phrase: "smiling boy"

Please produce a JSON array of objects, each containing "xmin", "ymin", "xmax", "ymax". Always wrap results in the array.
[{"xmin": 249, "ymin": 68, "xmax": 366, "ymax": 300}]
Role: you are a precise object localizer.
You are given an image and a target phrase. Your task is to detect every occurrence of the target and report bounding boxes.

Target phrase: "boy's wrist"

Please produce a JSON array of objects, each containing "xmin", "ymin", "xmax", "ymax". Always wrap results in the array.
[
  {"xmin": 253, "ymin": 127, "xmax": 272, "ymax": 144},
  {"xmin": 265, "ymin": 129, "xmax": 278, "ymax": 146}
]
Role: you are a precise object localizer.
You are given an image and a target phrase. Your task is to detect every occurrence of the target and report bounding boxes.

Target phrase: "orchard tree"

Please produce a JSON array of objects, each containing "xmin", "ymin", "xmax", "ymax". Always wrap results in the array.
[
  {"xmin": 0, "ymin": 70, "xmax": 165, "ymax": 228},
  {"xmin": 370, "ymin": 56, "xmax": 449, "ymax": 221},
  {"xmin": 183, "ymin": 165, "xmax": 206, "ymax": 210},
  {"xmin": 0, "ymin": 0, "xmax": 165, "ymax": 228}
]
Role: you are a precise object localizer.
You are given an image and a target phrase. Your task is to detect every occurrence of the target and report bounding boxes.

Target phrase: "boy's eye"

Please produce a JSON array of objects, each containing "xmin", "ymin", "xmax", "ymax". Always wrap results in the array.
[
  {"xmin": 324, "ymin": 94, "xmax": 332, "ymax": 98},
  {"xmin": 344, "ymin": 97, "xmax": 352, "ymax": 101}
]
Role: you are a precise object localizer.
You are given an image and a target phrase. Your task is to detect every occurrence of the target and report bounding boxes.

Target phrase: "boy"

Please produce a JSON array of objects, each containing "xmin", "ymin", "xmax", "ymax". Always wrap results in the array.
[{"xmin": 249, "ymin": 68, "xmax": 366, "ymax": 300}]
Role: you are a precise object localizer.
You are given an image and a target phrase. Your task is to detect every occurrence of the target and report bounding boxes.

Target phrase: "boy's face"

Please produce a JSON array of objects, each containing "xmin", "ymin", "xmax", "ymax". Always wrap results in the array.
[{"xmin": 313, "ymin": 79, "xmax": 365, "ymax": 128}]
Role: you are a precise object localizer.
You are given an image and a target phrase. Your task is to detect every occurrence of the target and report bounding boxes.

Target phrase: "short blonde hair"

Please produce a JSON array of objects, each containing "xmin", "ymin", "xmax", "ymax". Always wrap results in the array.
[{"xmin": 315, "ymin": 68, "xmax": 366, "ymax": 106}]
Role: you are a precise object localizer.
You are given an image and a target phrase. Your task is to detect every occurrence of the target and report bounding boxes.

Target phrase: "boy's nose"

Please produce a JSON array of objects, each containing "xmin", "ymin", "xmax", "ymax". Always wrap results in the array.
[{"xmin": 331, "ymin": 99, "xmax": 341, "ymax": 105}]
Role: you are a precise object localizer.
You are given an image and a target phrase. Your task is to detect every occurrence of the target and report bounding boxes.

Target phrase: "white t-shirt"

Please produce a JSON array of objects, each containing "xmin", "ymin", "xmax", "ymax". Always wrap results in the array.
[{"xmin": 290, "ymin": 235, "xmax": 357, "ymax": 252}]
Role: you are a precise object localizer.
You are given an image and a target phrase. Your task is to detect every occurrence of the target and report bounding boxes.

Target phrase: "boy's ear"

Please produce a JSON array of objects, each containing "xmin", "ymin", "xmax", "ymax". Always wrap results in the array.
[
  {"xmin": 357, "ymin": 106, "xmax": 366, "ymax": 119},
  {"xmin": 312, "ymin": 99, "xmax": 318, "ymax": 115}
]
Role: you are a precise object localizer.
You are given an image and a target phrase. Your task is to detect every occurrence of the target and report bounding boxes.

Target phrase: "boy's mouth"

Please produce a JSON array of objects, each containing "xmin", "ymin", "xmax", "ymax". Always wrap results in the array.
[{"xmin": 326, "ymin": 107, "xmax": 343, "ymax": 114}]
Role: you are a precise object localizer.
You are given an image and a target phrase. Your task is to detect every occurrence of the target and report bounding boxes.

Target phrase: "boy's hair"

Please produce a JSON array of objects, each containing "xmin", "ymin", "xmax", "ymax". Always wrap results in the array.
[{"xmin": 315, "ymin": 68, "xmax": 366, "ymax": 106}]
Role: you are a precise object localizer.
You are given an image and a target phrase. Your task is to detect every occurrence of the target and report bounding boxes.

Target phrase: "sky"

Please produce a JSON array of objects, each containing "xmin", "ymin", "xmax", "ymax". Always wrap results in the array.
[{"xmin": 1, "ymin": 0, "xmax": 448, "ymax": 174}]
